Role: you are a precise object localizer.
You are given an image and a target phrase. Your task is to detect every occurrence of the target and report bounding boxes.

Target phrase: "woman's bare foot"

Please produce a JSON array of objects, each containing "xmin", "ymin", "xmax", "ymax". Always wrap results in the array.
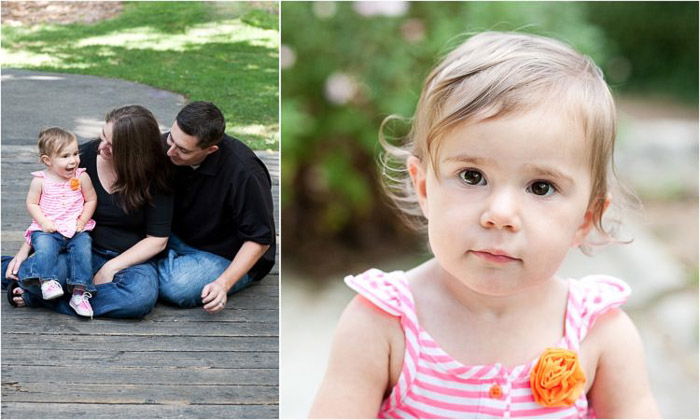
[{"xmin": 10, "ymin": 287, "xmax": 25, "ymax": 307}]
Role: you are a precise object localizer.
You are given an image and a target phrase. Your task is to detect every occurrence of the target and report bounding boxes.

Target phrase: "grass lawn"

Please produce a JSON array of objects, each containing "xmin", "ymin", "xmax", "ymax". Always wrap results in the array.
[{"xmin": 1, "ymin": 1, "xmax": 279, "ymax": 150}]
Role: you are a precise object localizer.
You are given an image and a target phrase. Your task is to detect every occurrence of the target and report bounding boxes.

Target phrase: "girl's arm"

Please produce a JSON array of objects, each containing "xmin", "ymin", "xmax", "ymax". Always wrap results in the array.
[
  {"xmin": 92, "ymin": 235, "xmax": 168, "ymax": 284},
  {"xmin": 26, "ymin": 177, "xmax": 55, "ymax": 232},
  {"xmin": 587, "ymin": 308, "xmax": 660, "ymax": 417},
  {"xmin": 309, "ymin": 295, "xmax": 398, "ymax": 418},
  {"xmin": 76, "ymin": 172, "xmax": 97, "ymax": 231}
]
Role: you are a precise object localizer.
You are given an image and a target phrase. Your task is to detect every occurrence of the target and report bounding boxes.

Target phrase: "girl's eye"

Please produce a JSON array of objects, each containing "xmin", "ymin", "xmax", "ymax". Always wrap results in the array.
[
  {"xmin": 459, "ymin": 169, "xmax": 486, "ymax": 186},
  {"xmin": 528, "ymin": 181, "xmax": 556, "ymax": 196}
]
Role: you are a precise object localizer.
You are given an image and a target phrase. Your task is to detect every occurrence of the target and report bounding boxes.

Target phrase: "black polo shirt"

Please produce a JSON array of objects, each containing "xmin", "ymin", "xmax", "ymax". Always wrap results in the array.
[{"xmin": 166, "ymin": 133, "xmax": 275, "ymax": 281}]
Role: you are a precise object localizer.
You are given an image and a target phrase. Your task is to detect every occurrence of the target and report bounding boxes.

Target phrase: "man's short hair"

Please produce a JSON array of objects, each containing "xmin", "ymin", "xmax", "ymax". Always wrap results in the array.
[{"xmin": 176, "ymin": 101, "xmax": 226, "ymax": 148}]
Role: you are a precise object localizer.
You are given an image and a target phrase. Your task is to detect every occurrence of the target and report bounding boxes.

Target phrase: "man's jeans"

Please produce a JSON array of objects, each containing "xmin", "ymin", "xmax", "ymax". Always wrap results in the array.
[
  {"xmin": 24, "ymin": 231, "xmax": 95, "ymax": 293},
  {"xmin": 2, "ymin": 247, "xmax": 158, "ymax": 318},
  {"xmin": 157, "ymin": 235, "xmax": 255, "ymax": 308}
]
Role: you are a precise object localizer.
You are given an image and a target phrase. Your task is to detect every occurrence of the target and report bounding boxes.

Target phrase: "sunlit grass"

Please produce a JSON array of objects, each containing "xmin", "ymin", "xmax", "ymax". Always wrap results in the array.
[{"xmin": 1, "ymin": 1, "xmax": 279, "ymax": 150}]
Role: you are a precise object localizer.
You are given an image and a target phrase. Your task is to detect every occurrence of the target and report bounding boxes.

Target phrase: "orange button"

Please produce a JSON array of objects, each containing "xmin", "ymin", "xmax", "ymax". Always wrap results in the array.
[{"xmin": 489, "ymin": 384, "xmax": 503, "ymax": 399}]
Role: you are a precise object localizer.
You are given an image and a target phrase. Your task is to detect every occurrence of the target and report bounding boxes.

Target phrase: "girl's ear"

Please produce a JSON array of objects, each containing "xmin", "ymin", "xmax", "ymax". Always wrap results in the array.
[
  {"xmin": 407, "ymin": 155, "xmax": 429, "ymax": 219},
  {"xmin": 40, "ymin": 154, "xmax": 52, "ymax": 167},
  {"xmin": 572, "ymin": 194, "xmax": 612, "ymax": 247}
]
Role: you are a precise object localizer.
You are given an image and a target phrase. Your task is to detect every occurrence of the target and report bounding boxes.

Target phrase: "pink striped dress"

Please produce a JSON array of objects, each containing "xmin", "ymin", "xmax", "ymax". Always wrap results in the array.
[
  {"xmin": 24, "ymin": 169, "xmax": 96, "ymax": 244},
  {"xmin": 345, "ymin": 269, "xmax": 630, "ymax": 419}
]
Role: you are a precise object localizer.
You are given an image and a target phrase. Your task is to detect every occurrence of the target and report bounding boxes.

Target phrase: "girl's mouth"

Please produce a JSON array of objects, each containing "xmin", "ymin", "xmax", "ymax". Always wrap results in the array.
[{"xmin": 470, "ymin": 250, "xmax": 520, "ymax": 263}]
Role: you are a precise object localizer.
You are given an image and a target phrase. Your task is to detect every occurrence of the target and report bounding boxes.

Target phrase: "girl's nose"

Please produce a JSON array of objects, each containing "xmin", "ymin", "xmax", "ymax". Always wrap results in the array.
[{"xmin": 480, "ymin": 188, "xmax": 521, "ymax": 232}]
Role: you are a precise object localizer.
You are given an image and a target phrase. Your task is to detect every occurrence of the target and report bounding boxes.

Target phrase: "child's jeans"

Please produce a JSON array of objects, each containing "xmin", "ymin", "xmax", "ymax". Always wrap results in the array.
[{"xmin": 23, "ymin": 231, "xmax": 95, "ymax": 293}]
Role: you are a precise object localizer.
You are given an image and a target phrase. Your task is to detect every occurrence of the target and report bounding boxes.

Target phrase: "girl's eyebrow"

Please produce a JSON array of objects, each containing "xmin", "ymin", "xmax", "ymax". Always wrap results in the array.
[
  {"xmin": 443, "ymin": 154, "xmax": 493, "ymax": 165},
  {"xmin": 523, "ymin": 164, "xmax": 574, "ymax": 184}
]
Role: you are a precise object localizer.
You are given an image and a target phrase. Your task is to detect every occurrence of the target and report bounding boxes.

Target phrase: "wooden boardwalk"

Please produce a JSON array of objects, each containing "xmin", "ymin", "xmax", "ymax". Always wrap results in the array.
[{"xmin": 1, "ymin": 146, "xmax": 280, "ymax": 419}]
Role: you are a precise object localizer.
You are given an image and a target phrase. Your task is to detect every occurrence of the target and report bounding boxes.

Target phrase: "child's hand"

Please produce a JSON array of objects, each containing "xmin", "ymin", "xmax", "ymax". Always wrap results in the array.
[
  {"xmin": 40, "ymin": 219, "xmax": 57, "ymax": 233},
  {"xmin": 76, "ymin": 219, "xmax": 85, "ymax": 232}
]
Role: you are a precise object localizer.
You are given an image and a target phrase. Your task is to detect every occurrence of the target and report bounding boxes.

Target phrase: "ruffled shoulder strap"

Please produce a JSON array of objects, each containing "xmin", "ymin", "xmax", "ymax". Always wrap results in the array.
[
  {"xmin": 567, "ymin": 275, "xmax": 631, "ymax": 342},
  {"xmin": 74, "ymin": 167, "xmax": 87, "ymax": 177},
  {"xmin": 344, "ymin": 269, "xmax": 412, "ymax": 318},
  {"xmin": 30, "ymin": 170, "xmax": 45, "ymax": 178}
]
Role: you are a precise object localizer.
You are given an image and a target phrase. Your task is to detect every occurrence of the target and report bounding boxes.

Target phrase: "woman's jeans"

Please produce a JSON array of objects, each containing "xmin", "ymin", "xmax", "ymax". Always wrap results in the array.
[
  {"xmin": 2, "ymin": 247, "xmax": 158, "ymax": 319},
  {"xmin": 157, "ymin": 235, "xmax": 255, "ymax": 308},
  {"xmin": 25, "ymin": 231, "xmax": 95, "ymax": 293}
]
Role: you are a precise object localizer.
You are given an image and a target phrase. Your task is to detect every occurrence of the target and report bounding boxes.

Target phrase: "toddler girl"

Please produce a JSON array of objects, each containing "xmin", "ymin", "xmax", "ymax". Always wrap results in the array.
[
  {"xmin": 310, "ymin": 32, "xmax": 659, "ymax": 418},
  {"xmin": 11, "ymin": 127, "xmax": 98, "ymax": 317}
]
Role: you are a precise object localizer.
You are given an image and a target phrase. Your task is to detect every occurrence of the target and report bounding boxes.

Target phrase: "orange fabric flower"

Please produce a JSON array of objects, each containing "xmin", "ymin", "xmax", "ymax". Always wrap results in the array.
[
  {"xmin": 530, "ymin": 347, "xmax": 586, "ymax": 407},
  {"xmin": 70, "ymin": 178, "xmax": 80, "ymax": 191}
]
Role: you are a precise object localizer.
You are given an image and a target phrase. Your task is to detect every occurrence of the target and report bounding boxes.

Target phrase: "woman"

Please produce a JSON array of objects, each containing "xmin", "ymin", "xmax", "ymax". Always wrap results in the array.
[{"xmin": 3, "ymin": 105, "xmax": 173, "ymax": 318}]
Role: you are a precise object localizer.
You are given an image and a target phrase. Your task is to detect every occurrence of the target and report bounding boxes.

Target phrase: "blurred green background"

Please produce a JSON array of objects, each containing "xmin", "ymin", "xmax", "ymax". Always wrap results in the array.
[{"xmin": 281, "ymin": 1, "xmax": 698, "ymax": 276}]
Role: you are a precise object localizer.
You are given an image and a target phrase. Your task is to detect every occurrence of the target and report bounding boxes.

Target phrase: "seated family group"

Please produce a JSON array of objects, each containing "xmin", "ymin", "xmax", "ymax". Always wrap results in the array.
[{"xmin": 2, "ymin": 102, "xmax": 276, "ymax": 318}]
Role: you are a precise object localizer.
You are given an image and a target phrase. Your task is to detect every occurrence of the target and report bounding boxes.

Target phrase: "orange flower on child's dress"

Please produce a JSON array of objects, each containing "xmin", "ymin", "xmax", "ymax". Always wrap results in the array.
[
  {"xmin": 530, "ymin": 347, "xmax": 586, "ymax": 407},
  {"xmin": 70, "ymin": 178, "xmax": 80, "ymax": 191}
]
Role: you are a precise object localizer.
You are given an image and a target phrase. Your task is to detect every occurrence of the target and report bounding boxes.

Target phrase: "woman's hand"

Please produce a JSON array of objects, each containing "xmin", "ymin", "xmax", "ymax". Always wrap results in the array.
[
  {"xmin": 93, "ymin": 262, "xmax": 118, "ymax": 285},
  {"xmin": 6, "ymin": 245, "xmax": 30, "ymax": 280},
  {"xmin": 201, "ymin": 281, "xmax": 228, "ymax": 313}
]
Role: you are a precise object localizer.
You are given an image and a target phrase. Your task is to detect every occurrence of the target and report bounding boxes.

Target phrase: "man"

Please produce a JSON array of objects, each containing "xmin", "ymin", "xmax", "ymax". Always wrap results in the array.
[{"xmin": 158, "ymin": 101, "xmax": 275, "ymax": 313}]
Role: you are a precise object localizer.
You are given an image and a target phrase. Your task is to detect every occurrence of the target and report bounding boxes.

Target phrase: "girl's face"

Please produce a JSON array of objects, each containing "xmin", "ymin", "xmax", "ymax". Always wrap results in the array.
[
  {"xmin": 409, "ymin": 106, "xmax": 596, "ymax": 296},
  {"xmin": 98, "ymin": 121, "xmax": 114, "ymax": 160},
  {"xmin": 42, "ymin": 141, "xmax": 80, "ymax": 180}
]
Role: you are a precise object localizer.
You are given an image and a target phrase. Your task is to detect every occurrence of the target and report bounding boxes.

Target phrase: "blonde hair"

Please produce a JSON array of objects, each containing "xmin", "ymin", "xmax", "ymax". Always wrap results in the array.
[
  {"xmin": 38, "ymin": 127, "xmax": 77, "ymax": 158},
  {"xmin": 380, "ymin": 31, "xmax": 625, "ymax": 248}
]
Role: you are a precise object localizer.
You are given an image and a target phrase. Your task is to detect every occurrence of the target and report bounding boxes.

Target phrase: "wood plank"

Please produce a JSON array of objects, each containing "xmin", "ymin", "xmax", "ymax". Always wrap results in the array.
[
  {"xmin": 1, "ymin": 335, "xmax": 278, "ymax": 352},
  {"xmin": 1, "ymin": 296, "xmax": 278, "ymax": 313},
  {"xmin": 1, "ymin": 320, "xmax": 278, "ymax": 337},
  {"xmin": 1, "ymin": 402, "xmax": 278, "ymax": 419},
  {"xmin": 2, "ymin": 349, "xmax": 278, "ymax": 369},
  {"xmin": 2, "ymin": 383, "xmax": 278, "ymax": 405},
  {"xmin": 3, "ymin": 312, "xmax": 278, "ymax": 325},
  {"xmin": 2, "ymin": 365, "xmax": 278, "ymax": 386}
]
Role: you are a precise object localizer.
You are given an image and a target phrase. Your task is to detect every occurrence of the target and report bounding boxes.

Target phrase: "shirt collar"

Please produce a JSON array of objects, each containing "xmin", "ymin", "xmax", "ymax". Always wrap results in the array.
[{"xmin": 193, "ymin": 146, "xmax": 222, "ymax": 176}]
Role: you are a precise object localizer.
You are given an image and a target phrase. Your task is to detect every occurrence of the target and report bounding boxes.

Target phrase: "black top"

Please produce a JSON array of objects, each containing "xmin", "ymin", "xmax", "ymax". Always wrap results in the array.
[
  {"xmin": 165, "ymin": 133, "xmax": 276, "ymax": 281},
  {"xmin": 80, "ymin": 140, "xmax": 174, "ymax": 253}
]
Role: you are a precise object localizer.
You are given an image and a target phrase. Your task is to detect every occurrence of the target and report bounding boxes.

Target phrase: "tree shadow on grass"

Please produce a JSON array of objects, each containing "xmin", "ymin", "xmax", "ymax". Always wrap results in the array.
[
  {"xmin": 9, "ymin": 39, "xmax": 278, "ymax": 127},
  {"xmin": 2, "ymin": 2, "xmax": 277, "ymax": 44}
]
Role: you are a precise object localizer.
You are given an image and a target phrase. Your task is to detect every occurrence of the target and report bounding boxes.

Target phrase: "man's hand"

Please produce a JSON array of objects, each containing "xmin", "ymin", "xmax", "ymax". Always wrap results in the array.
[
  {"xmin": 202, "ymin": 281, "xmax": 228, "ymax": 314},
  {"xmin": 93, "ymin": 262, "xmax": 118, "ymax": 285}
]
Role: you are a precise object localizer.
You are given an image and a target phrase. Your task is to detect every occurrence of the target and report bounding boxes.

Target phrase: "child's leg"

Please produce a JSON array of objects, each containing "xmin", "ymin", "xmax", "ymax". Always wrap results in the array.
[
  {"xmin": 24, "ymin": 232, "xmax": 63, "ymax": 282},
  {"xmin": 65, "ymin": 232, "xmax": 95, "ymax": 293},
  {"xmin": 24, "ymin": 232, "xmax": 65, "ymax": 299}
]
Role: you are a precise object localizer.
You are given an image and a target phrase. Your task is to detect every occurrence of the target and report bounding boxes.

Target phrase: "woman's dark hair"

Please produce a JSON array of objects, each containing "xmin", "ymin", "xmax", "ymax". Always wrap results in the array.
[
  {"xmin": 105, "ymin": 105, "xmax": 172, "ymax": 213},
  {"xmin": 175, "ymin": 101, "xmax": 226, "ymax": 148}
]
